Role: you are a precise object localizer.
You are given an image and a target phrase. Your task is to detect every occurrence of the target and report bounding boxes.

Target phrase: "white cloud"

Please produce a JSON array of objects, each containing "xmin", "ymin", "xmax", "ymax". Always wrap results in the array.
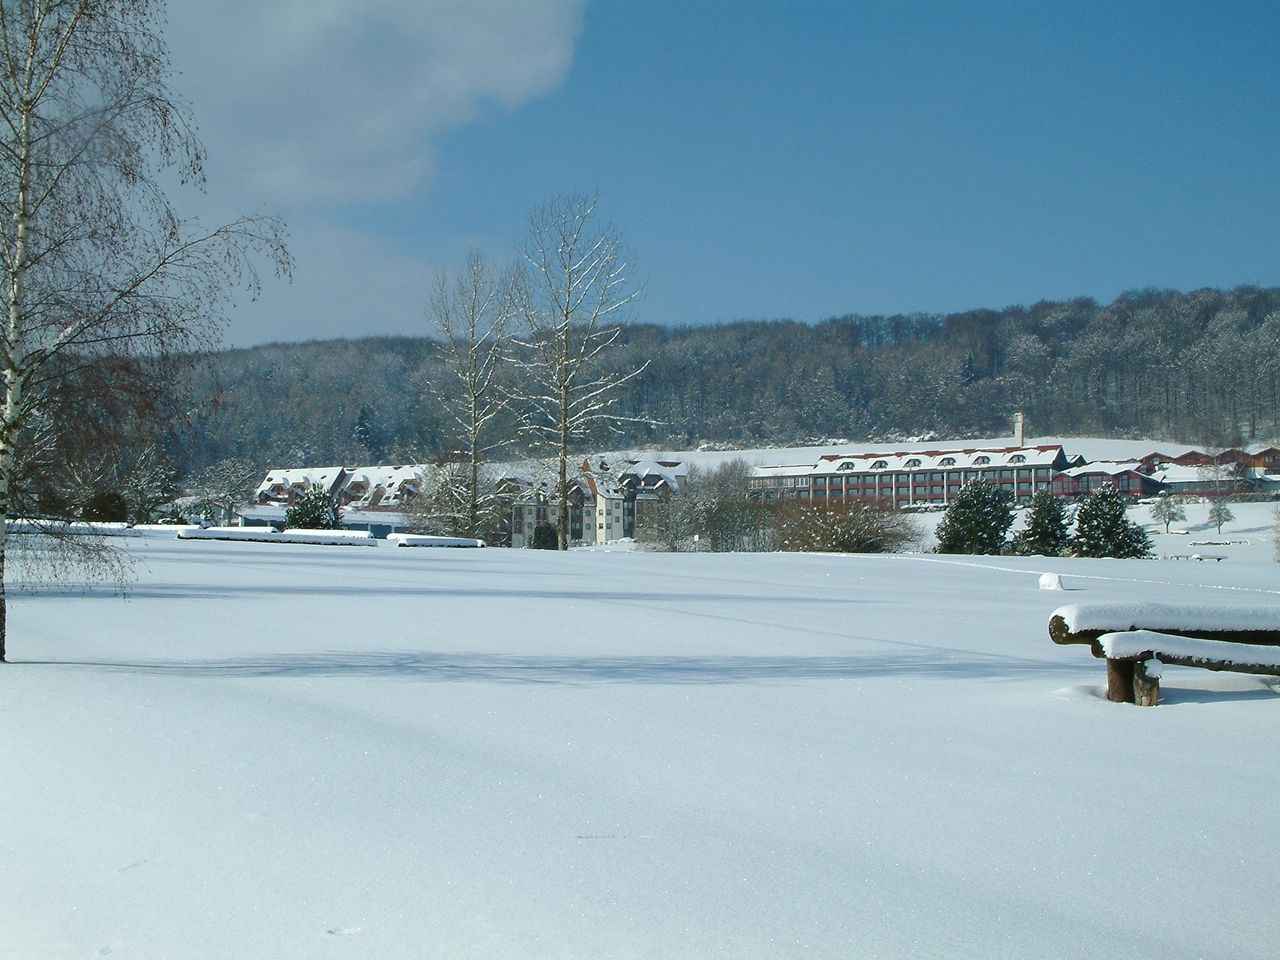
[{"xmin": 167, "ymin": 0, "xmax": 585, "ymax": 205}]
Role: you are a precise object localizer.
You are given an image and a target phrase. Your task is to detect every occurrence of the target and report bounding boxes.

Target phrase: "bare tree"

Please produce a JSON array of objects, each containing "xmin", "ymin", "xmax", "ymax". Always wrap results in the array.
[
  {"xmin": 189, "ymin": 457, "xmax": 261, "ymax": 526},
  {"xmin": 512, "ymin": 194, "xmax": 646, "ymax": 549},
  {"xmin": 0, "ymin": 1, "xmax": 291, "ymax": 661},
  {"xmin": 426, "ymin": 252, "xmax": 513, "ymax": 539}
]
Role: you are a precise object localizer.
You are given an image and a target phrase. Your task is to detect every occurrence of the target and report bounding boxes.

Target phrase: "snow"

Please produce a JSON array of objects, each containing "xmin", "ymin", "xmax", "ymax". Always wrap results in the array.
[
  {"xmin": 5, "ymin": 503, "xmax": 1280, "ymax": 958},
  {"xmin": 636, "ymin": 435, "xmax": 1199, "ymax": 472},
  {"xmin": 1039, "ymin": 572, "xmax": 1064, "ymax": 590},
  {"xmin": 177, "ymin": 526, "xmax": 377, "ymax": 546},
  {"xmin": 387, "ymin": 533, "xmax": 486, "ymax": 548},
  {"xmin": 1099, "ymin": 630, "xmax": 1280, "ymax": 669}
]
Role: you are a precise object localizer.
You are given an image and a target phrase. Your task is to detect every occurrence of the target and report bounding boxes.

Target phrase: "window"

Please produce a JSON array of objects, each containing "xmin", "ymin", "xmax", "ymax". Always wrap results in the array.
[
  {"xmin": 973, "ymin": 456, "xmax": 991, "ymax": 465},
  {"xmin": 904, "ymin": 458, "xmax": 922, "ymax": 468},
  {"xmin": 1009, "ymin": 454, "xmax": 1026, "ymax": 464},
  {"xmin": 837, "ymin": 461, "xmax": 856, "ymax": 472},
  {"xmin": 939, "ymin": 457, "xmax": 956, "ymax": 467},
  {"xmin": 871, "ymin": 460, "xmax": 888, "ymax": 470}
]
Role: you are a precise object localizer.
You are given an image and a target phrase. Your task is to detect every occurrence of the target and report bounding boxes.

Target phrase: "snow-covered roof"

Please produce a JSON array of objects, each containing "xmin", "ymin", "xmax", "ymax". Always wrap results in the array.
[
  {"xmin": 1149, "ymin": 464, "xmax": 1242, "ymax": 484},
  {"xmin": 345, "ymin": 464, "xmax": 420, "ymax": 489},
  {"xmin": 621, "ymin": 458, "xmax": 689, "ymax": 480},
  {"xmin": 256, "ymin": 466, "xmax": 347, "ymax": 499},
  {"xmin": 811, "ymin": 445, "xmax": 1064, "ymax": 476},
  {"xmin": 753, "ymin": 463, "xmax": 817, "ymax": 479},
  {"xmin": 1059, "ymin": 460, "xmax": 1151, "ymax": 478}
]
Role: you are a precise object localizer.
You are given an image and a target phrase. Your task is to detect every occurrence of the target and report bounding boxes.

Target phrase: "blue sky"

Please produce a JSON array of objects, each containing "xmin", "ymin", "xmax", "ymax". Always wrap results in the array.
[{"xmin": 168, "ymin": 1, "xmax": 1280, "ymax": 346}]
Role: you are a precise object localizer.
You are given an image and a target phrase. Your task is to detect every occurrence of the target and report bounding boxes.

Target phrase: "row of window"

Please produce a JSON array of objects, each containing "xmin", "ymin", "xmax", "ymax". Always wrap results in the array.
[{"xmin": 836, "ymin": 453, "xmax": 1030, "ymax": 472}]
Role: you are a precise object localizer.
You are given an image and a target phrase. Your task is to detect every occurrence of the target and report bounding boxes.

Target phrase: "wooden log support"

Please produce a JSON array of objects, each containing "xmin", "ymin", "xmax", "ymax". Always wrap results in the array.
[
  {"xmin": 1133, "ymin": 660, "xmax": 1161, "ymax": 707},
  {"xmin": 1106, "ymin": 658, "xmax": 1136, "ymax": 703}
]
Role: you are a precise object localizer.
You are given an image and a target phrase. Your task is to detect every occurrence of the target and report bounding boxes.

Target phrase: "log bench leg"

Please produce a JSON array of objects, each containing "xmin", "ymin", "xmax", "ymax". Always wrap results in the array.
[
  {"xmin": 1106, "ymin": 657, "xmax": 1161, "ymax": 706},
  {"xmin": 1133, "ymin": 660, "xmax": 1161, "ymax": 707},
  {"xmin": 1106, "ymin": 658, "xmax": 1136, "ymax": 703}
]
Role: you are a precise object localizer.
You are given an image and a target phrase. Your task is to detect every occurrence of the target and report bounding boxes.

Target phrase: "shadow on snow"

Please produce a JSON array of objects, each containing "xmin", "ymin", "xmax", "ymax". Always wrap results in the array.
[{"xmin": 22, "ymin": 650, "xmax": 1081, "ymax": 684}]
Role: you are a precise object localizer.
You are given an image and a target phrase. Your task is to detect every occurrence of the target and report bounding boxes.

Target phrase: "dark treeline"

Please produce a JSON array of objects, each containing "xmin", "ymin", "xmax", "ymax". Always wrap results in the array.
[{"xmin": 175, "ymin": 286, "xmax": 1280, "ymax": 475}]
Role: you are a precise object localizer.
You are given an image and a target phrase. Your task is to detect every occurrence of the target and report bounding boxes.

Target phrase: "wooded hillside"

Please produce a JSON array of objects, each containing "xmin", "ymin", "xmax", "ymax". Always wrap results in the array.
[{"xmin": 175, "ymin": 286, "xmax": 1280, "ymax": 474}]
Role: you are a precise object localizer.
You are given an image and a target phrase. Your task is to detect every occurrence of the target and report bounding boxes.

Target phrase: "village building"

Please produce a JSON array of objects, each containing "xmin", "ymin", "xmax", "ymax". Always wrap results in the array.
[
  {"xmin": 750, "ymin": 444, "xmax": 1072, "ymax": 508},
  {"xmin": 1049, "ymin": 461, "xmax": 1163, "ymax": 499},
  {"xmin": 509, "ymin": 457, "xmax": 688, "ymax": 548}
]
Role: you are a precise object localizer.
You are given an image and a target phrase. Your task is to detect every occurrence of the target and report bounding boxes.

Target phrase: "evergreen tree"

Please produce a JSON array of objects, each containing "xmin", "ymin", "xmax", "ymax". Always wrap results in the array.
[
  {"xmin": 1150, "ymin": 493, "xmax": 1186, "ymax": 534},
  {"xmin": 285, "ymin": 487, "xmax": 343, "ymax": 530},
  {"xmin": 1207, "ymin": 499, "xmax": 1235, "ymax": 534},
  {"xmin": 1071, "ymin": 487, "xmax": 1151, "ymax": 558},
  {"xmin": 529, "ymin": 522, "xmax": 558, "ymax": 550},
  {"xmin": 1012, "ymin": 490, "xmax": 1070, "ymax": 556},
  {"xmin": 935, "ymin": 479, "xmax": 1014, "ymax": 555}
]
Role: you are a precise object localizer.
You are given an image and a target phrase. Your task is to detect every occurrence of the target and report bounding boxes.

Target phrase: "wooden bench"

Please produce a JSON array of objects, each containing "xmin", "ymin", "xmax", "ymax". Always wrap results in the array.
[{"xmin": 1049, "ymin": 602, "xmax": 1280, "ymax": 706}]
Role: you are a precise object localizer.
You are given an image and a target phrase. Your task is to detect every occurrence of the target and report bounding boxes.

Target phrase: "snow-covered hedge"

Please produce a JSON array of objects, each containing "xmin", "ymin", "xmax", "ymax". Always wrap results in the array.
[
  {"xmin": 386, "ymin": 533, "xmax": 486, "ymax": 548},
  {"xmin": 178, "ymin": 527, "xmax": 376, "ymax": 546},
  {"xmin": 7, "ymin": 519, "xmax": 135, "ymax": 536},
  {"xmin": 130, "ymin": 524, "xmax": 204, "ymax": 538}
]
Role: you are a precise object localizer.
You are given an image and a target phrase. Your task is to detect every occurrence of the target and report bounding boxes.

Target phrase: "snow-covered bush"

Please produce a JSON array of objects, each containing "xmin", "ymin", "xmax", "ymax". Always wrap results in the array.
[{"xmin": 776, "ymin": 500, "xmax": 921, "ymax": 554}]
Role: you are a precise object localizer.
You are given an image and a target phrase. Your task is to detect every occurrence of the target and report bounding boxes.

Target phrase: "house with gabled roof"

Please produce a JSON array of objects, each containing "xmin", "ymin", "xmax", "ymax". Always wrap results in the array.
[{"xmin": 509, "ymin": 455, "xmax": 690, "ymax": 547}]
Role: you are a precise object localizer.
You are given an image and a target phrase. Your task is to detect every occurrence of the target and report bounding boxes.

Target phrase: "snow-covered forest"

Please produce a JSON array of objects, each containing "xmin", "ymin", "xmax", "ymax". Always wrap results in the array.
[{"xmin": 177, "ymin": 285, "xmax": 1280, "ymax": 475}]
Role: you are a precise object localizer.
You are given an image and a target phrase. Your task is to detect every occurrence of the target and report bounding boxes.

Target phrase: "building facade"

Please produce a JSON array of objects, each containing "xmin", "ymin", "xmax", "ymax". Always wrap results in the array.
[{"xmin": 750, "ymin": 445, "xmax": 1072, "ymax": 508}]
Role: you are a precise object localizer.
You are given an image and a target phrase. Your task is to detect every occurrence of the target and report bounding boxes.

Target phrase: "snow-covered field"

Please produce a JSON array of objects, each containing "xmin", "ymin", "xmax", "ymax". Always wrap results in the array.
[{"xmin": 4, "ymin": 502, "xmax": 1280, "ymax": 959}]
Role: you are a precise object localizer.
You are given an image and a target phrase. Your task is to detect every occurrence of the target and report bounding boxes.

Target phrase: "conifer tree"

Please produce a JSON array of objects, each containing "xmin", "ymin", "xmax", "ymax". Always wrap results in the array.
[
  {"xmin": 1071, "ymin": 487, "xmax": 1151, "ymax": 558},
  {"xmin": 285, "ymin": 487, "xmax": 343, "ymax": 530},
  {"xmin": 1012, "ymin": 490, "xmax": 1069, "ymax": 557},
  {"xmin": 935, "ymin": 479, "xmax": 1014, "ymax": 555}
]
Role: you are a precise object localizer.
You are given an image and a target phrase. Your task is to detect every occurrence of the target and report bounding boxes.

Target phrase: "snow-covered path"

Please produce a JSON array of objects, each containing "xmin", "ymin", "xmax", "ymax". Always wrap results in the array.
[{"xmin": 4, "ymin": 536, "xmax": 1278, "ymax": 959}]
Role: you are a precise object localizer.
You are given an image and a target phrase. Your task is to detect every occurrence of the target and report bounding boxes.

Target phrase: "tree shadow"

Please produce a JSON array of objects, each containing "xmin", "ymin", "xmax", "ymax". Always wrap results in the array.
[
  {"xmin": 20, "ymin": 649, "xmax": 1081, "ymax": 685},
  {"xmin": 12, "ymin": 582, "xmax": 861, "ymax": 607}
]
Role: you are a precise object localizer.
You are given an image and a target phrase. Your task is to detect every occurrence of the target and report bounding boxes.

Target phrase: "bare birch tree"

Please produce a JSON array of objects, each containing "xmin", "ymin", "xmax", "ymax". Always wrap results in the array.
[
  {"xmin": 426, "ymin": 251, "xmax": 513, "ymax": 539},
  {"xmin": 0, "ymin": 1, "xmax": 291, "ymax": 661},
  {"xmin": 512, "ymin": 194, "xmax": 645, "ymax": 550}
]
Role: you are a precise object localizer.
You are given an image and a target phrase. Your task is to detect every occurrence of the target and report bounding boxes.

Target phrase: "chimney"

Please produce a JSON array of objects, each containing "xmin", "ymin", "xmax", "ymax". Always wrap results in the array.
[{"xmin": 1013, "ymin": 412, "xmax": 1025, "ymax": 447}]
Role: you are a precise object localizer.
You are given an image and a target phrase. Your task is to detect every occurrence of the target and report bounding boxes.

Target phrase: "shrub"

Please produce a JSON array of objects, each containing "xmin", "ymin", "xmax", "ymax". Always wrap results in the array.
[{"xmin": 776, "ymin": 499, "xmax": 920, "ymax": 553}]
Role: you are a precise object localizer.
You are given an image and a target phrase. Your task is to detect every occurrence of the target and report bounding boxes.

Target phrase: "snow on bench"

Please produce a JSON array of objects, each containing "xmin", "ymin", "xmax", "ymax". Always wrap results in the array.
[
  {"xmin": 386, "ymin": 534, "xmax": 486, "ymax": 548},
  {"xmin": 1050, "ymin": 602, "xmax": 1280, "ymax": 706},
  {"xmin": 177, "ymin": 527, "xmax": 377, "ymax": 546},
  {"xmin": 1099, "ymin": 630, "xmax": 1280, "ymax": 674}
]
